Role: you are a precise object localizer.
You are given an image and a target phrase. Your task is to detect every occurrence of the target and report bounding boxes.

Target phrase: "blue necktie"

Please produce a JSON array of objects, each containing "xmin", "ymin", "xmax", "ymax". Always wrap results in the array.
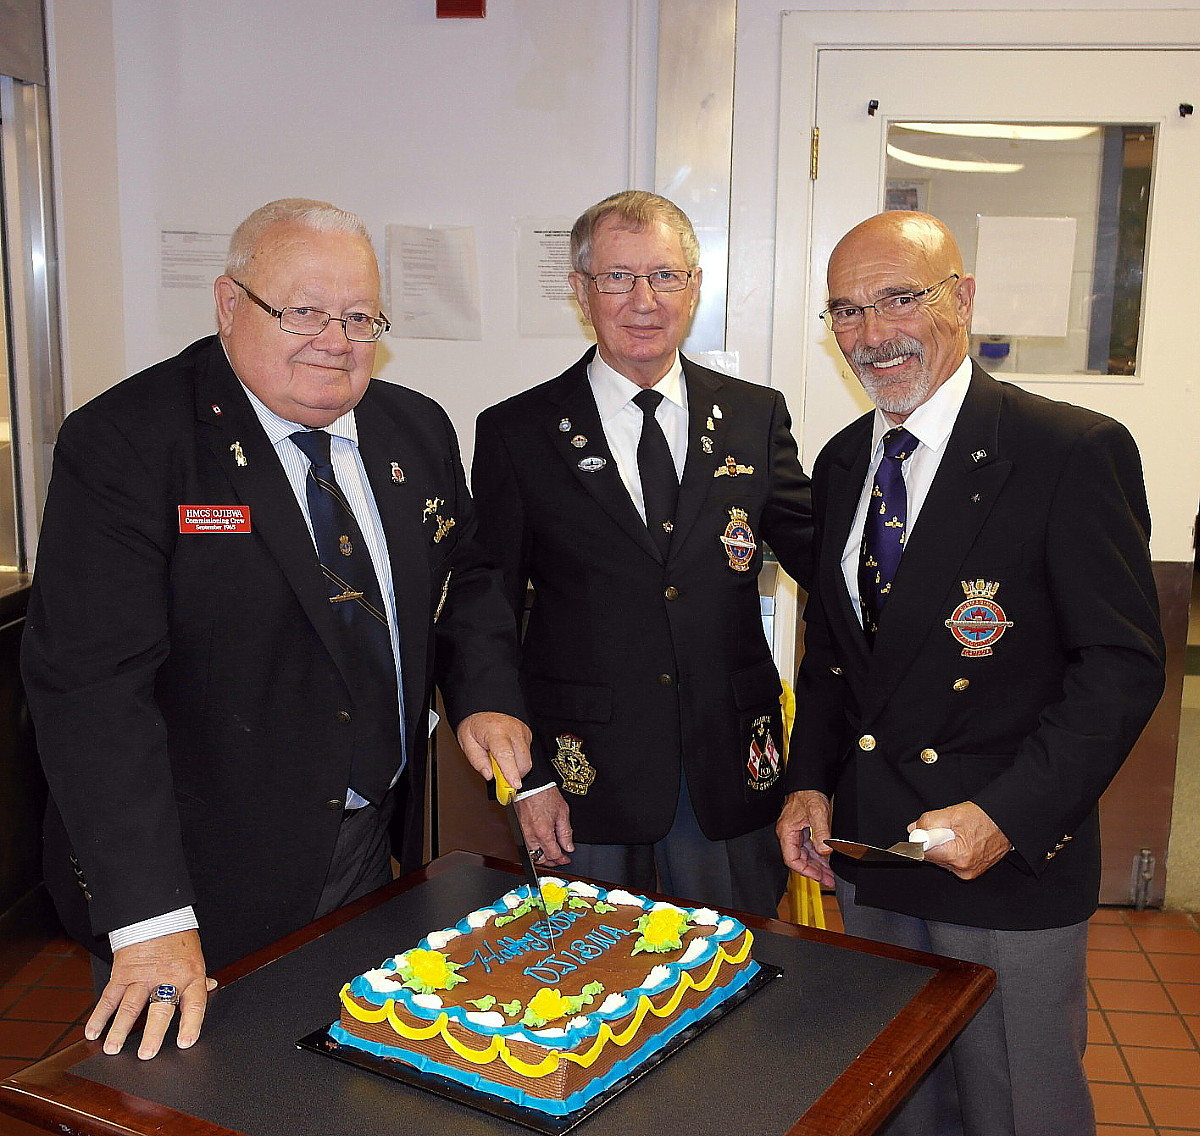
[
  {"xmin": 633, "ymin": 388, "xmax": 678, "ymax": 557},
  {"xmin": 858, "ymin": 427, "xmax": 918, "ymax": 641},
  {"xmin": 290, "ymin": 430, "xmax": 400, "ymax": 804}
]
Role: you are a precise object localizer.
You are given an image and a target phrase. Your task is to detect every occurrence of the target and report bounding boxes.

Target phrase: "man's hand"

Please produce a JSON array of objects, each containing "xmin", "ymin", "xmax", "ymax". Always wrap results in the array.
[
  {"xmin": 85, "ymin": 930, "xmax": 217, "ymax": 1060},
  {"xmin": 456, "ymin": 712, "xmax": 533, "ymax": 792},
  {"xmin": 911, "ymin": 801, "xmax": 1011, "ymax": 880},
  {"xmin": 515, "ymin": 788, "xmax": 574, "ymax": 867},
  {"xmin": 776, "ymin": 790, "xmax": 836, "ymax": 888}
]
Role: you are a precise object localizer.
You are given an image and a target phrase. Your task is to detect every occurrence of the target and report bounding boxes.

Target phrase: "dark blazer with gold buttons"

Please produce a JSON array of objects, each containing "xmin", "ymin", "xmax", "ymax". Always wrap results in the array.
[
  {"xmin": 783, "ymin": 364, "xmax": 1165, "ymax": 929},
  {"xmin": 22, "ymin": 336, "xmax": 524, "ymax": 969},
  {"xmin": 473, "ymin": 348, "xmax": 813, "ymax": 845}
]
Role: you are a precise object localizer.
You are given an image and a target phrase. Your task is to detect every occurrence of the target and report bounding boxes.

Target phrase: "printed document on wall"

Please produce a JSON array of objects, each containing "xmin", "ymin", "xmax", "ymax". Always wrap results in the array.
[{"xmin": 387, "ymin": 224, "xmax": 482, "ymax": 340}]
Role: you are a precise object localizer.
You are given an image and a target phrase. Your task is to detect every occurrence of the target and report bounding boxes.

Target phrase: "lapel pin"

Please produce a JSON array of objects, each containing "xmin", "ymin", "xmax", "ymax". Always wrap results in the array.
[
  {"xmin": 706, "ymin": 416, "xmax": 715, "ymax": 431},
  {"xmin": 423, "ymin": 497, "xmax": 444, "ymax": 521},
  {"xmin": 972, "ymin": 493, "xmax": 982, "ymax": 503},
  {"xmin": 971, "ymin": 449, "xmax": 987, "ymax": 463},
  {"xmin": 578, "ymin": 456, "xmax": 606, "ymax": 472},
  {"xmin": 714, "ymin": 454, "xmax": 755, "ymax": 478},
  {"xmin": 712, "ymin": 403, "xmax": 723, "ymax": 420},
  {"xmin": 571, "ymin": 435, "xmax": 588, "ymax": 448},
  {"xmin": 559, "ymin": 418, "xmax": 572, "ymax": 432},
  {"xmin": 390, "ymin": 462, "xmax": 405, "ymax": 483},
  {"xmin": 339, "ymin": 533, "xmax": 353, "ymax": 556},
  {"xmin": 211, "ymin": 404, "xmax": 222, "ymax": 415},
  {"xmin": 230, "ymin": 441, "xmax": 247, "ymax": 467},
  {"xmin": 433, "ymin": 515, "xmax": 456, "ymax": 543},
  {"xmin": 701, "ymin": 436, "xmax": 713, "ymax": 454}
]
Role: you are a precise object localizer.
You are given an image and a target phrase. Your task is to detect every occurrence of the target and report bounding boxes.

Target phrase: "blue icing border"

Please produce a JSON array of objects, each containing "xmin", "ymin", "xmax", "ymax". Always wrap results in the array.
[
  {"xmin": 347, "ymin": 880, "xmax": 747, "ymax": 1048},
  {"xmin": 329, "ymin": 961, "xmax": 759, "ymax": 1117}
]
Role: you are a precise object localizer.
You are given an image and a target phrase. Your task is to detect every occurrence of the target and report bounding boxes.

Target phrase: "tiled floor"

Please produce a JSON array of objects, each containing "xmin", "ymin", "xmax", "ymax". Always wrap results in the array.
[{"xmin": 1, "ymin": 906, "xmax": 1198, "ymax": 1133}]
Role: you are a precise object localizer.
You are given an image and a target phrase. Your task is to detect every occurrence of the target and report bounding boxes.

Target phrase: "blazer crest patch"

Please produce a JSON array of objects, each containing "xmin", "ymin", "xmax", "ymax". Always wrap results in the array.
[
  {"xmin": 719, "ymin": 506, "xmax": 757, "ymax": 572},
  {"xmin": 945, "ymin": 579, "xmax": 1014, "ymax": 657},
  {"xmin": 552, "ymin": 733, "xmax": 595, "ymax": 795},
  {"xmin": 747, "ymin": 715, "xmax": 782, "ymax": 790}
]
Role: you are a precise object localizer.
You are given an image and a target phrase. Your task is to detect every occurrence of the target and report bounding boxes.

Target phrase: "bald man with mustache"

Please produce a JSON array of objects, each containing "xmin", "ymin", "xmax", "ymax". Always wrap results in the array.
[{"xmin": 777, "ymin": 211, "xmax": 1164, "ymax": 1135}]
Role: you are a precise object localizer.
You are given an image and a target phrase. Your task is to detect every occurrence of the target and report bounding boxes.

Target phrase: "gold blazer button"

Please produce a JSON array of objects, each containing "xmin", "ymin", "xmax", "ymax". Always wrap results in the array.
[
  {"xmin": 919, "ymin": 748, "xmax": 939, "ymax": 764},
  {"xmin": 858, "ymin": 734, "xmax": 876, "ymax": 751},
  {"xmin": 952, "ymin": 678, "xmax": 970, "ymax": 691}
]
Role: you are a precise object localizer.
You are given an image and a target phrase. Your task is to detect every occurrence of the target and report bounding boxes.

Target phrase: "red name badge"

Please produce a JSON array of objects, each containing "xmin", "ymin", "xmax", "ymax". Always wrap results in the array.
[{"xmin": 178, "ymin": 505, "xmax": 252, "ymax": 534}]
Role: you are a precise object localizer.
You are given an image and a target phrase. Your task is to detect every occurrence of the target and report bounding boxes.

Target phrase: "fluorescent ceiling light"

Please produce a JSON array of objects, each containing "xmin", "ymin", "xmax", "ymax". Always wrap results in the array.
[
  {"xmin": 894, "ymin": 122, "xmax": 1099, "ymax": 141},
  {"xmin": 887, "ymin": 143, "xmax": 1024, "ymax": 173}
]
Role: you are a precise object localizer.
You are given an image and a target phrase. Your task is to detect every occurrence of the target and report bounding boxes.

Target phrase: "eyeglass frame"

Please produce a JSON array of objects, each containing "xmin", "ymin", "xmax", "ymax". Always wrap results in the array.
[
  {"xmin": 819, "ymin": 273, "xmax": 960, "ymax": 331},
  {"xmin": 231, "ymin": 279, "xmax": 391, "ymax": 341},
  {"xmin": 587, "ymin": 270, "xmax": 695, "ymax": 295}
]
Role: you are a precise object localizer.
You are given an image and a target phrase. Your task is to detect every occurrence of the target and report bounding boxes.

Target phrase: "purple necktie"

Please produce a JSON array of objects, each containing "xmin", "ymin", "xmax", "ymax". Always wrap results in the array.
[{"xmin": 858, "ymin": 427, "xmax": 918, "ymax": 641}]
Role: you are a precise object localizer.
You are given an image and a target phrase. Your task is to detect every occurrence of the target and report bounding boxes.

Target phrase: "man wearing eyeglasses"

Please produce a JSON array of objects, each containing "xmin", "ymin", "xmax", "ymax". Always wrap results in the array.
[
  {"xmin": 777, "ymin": 211, "xmax": 1164, "ymax": 1135},
  {"xmin": 472, "ymin": 191, "xmax": 812, "ymax": 920},
  {"xmin": 23, "ymin": 198, "xmax": 530, "ymax": 1060}
]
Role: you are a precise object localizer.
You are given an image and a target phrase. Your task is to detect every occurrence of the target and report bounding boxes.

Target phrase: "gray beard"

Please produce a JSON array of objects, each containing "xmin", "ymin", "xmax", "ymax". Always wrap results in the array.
[{"xmin": 851, "ymin": 335, "xmax": 931, "ymax": 416}]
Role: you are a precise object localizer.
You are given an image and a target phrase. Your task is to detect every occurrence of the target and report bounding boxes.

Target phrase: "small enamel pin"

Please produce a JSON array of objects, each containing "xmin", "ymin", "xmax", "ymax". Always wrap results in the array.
[
  {"xmin": 211, "ymin": 404, "xmax": 222, "ymax": 416},
  {"xmin": 433, "ymin": 515, "xmax": 456, "ymax": 543},
  {"xmin": 571, "ymin": 435, "xmax": 588, "ymax": 449},
  {"xmin": 578, "ymin": 456, "xmax": 606, "ymax": 472},
  {"xmin": 701, "ymin": 435, "xmax": 713, "ymax": 454},
  {"xmin": 714, "ymin": 455, "xmax": 755, "ymax": 478},
  {"xmin": 559, "ymin": 418, "xmax": 572, "ymax": 432},
  {"xmin": 712, "ymin": 403, "xmax": 723, "ymax": 419},
  {"xmin": 423, "ymin": 497, "xmax": 444, "ymax": 522},
  {"xmin": 706, "ymin": 416, "xmax": 715, "ymax": 431},
  {"xmin": 339, "ymin": 533, "xmax": 353, "ymax": 557},
  {"xmin": 971, "ymin": 449, "xmax": 988, "ymax": 463},
  {"xmin": 390, "ymin": 462, "xmax": 406, "ymax": 483},
  {"xmin": 230, "ymin": 441, "xmax": 247, "ymax": 467}
]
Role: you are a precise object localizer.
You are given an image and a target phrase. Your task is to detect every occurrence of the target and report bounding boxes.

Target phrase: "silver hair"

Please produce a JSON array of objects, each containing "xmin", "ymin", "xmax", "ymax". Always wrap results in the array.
[
  {"xmin": 225, "ymin": 198, "xmax": 372, "ymax": 276},
  {"xmin": 570, "ymin": 190, "xmax": 700, "ymax": 274}
]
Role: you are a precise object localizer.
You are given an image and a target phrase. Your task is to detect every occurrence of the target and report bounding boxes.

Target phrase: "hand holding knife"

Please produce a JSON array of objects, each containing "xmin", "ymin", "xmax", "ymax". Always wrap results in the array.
[{"xmin": 489, "ymin": 754, "xmax": 559, "ymax": 952}]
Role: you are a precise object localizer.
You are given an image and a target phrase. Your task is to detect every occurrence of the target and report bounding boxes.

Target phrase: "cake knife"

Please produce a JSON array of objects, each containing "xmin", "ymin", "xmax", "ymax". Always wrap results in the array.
[
  {"xmin": 489, "ymin": 755, "xmax": 559, "ymax": 952},
  {"xmin": 826, "ymin": 827, "xmax": 957, "ymax": 863}
]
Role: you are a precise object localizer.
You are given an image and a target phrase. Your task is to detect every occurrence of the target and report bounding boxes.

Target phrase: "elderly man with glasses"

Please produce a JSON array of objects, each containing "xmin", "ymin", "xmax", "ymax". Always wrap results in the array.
[
  {"xmin": 23, "ymin": 198, "xmax": 531, "ymax": 1061},
  {"xmin": 471, "ymin": 191, "xmax": 812, "ymax": 921},
  {"xmin": 777, "ymin": 210, "xmax": 1164, "ymax": 1136}
]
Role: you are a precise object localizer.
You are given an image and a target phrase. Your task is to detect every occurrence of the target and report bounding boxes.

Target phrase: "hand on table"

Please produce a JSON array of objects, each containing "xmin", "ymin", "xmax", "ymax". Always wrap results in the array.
[{"xmin": 85, "ymin": 930, "xmax": 217, "ymax": 1060}]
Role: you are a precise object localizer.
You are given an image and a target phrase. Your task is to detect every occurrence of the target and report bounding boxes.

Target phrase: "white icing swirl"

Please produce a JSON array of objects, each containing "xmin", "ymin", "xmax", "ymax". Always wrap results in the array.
[
  {"xmin": 362, "ymin": 968, "xmax": 399, "ymax": 993},
  {"xmin": 605, "ymin": 889, "xmax": 645, "ymax": 907},
  {"xmin": 464, "ymin": 1011, "xmax": 505, "ymax": 1028},
  {"xmin": 716, "ymin": 918, "xmax": 735, "ymax": 936},
  {"xmin": 599, "ymin": 993, "xmax": 628, "ymax": 1014},
  {"xmin": 531, "ymin": 1027, "xmax": 567, "ymax": 1040},
  {"xmin": 424, "ymin": 929, "xmax": 461, "ymax": 950},
  {"xmin": 641, "ymin": 965, "xmax": 671, "ymax": 991},
  {"xmin": 467, "ymin": 908, "xmax": 496, "ymax": 929},
  {"xmin": 566, "ymin": 881, "xmax": 599, "ymax": 898},
  {"xmin": 690, "ymin": 908, "xmax": 720, "ymax": 926},
  {"xmin": 567, "ymin": 1015, "xmax": 589, "ymax": 1030},
  {"xmin": 680, "ymin": 938, "xmax": 709, "ymax": 964},
  {"xmin": 411, "ymin": 994, "xmax": 443, "ymax": 1010}
]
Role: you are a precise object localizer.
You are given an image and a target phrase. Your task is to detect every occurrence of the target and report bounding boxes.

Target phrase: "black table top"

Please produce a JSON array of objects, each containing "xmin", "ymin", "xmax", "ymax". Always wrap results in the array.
[{"xmin": 62, "ymin": 862, "xmax": 933, "ymax": 1136}]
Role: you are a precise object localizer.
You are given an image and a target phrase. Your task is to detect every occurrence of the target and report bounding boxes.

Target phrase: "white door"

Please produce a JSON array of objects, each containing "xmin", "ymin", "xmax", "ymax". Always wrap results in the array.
[{"xmin": 792, "ymin": 46, "xmax": 1200, "ymax": 905}]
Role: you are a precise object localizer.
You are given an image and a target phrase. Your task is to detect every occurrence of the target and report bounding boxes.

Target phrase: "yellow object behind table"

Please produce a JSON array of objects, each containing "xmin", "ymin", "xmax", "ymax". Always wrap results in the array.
[{"xmin": 780, "ymin": 680, "xmax": 826, "ymax": 929}]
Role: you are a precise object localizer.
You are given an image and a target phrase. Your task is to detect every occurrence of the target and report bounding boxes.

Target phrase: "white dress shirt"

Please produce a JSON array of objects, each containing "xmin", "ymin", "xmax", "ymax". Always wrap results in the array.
[{"xmin": 840, "ymin": 357, "xmax": 974, "ymax": 626}]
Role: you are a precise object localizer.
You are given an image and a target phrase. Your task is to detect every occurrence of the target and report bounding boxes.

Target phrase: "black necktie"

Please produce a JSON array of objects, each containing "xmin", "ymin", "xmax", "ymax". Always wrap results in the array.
[
  {"xmin": 633, "ymin": 388, "xmax": 679, "ymax": 557},
  {"xmin": 858, "ymin": 427, "xmax": 918, "ymax": 642},
  {"xmin": 290, "ymin": 430, "xmax": 400, "ymax": 804}
]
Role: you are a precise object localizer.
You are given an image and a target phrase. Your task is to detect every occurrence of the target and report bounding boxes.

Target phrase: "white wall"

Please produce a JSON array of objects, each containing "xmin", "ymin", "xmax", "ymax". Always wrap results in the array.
[
  {"xmin": 51, "ymin": 0, "xmax": 657, "ymax": 445},
  {"xmin": 51, "ymin": 1, "xmax": 1200, "ymax": 440}
]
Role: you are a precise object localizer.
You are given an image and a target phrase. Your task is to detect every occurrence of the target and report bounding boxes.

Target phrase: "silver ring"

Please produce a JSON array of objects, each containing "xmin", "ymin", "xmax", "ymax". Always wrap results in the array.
[
  {"xmin": 530, "ymin": 847, "xmax": 544, "ymax": 861},
  {"xmin": 150, "ymin": 983, "xmax": 180, "ymax": 1006}
]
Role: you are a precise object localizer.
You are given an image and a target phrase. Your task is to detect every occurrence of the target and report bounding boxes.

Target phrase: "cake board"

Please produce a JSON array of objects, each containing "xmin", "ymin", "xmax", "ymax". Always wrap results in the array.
[{"xmin": 297, "ymin": 962, "xmax": 783, "ymax": 1135}]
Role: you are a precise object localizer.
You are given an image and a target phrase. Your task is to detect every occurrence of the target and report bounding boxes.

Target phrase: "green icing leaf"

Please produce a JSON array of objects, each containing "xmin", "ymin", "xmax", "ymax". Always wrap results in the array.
[
  {"xmin": 499, "ymin": 1000, "xmax": 522, "ymax": 1016},
  {"xmin": 592, "ymin": 902, "xmax": 616, "ymax": 913},
  {"xmin": 467, "ymin": 995, "xmax": 496, "ymax": 1011}
]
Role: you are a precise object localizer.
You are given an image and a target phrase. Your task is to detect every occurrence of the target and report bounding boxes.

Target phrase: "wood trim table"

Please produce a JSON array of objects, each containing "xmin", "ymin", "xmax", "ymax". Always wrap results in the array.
[{"xmin": 0, "ymin": 851, "xmax": 994, "ymax": 1136}]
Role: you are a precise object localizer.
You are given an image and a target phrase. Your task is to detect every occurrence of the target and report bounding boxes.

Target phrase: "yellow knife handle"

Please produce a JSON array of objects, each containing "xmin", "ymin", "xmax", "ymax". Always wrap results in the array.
[{"xmin": 489, "ymin": 754, "xmax": 515, "ymax": 806}]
